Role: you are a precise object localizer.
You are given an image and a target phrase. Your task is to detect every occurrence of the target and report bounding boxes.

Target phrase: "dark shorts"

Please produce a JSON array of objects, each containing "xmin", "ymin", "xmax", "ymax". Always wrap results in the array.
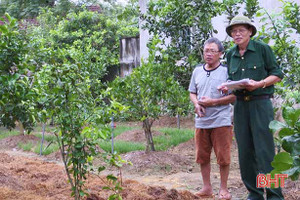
[{"xmin": 195, "ymin": 126, "xmax": 233, "ymax": 166}]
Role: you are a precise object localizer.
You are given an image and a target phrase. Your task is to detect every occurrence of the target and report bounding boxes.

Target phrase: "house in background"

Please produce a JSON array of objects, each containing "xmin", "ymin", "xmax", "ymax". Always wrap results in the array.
[{"xmin": 119, "ymin": 36, "xmax": 140, "ymax": 77}]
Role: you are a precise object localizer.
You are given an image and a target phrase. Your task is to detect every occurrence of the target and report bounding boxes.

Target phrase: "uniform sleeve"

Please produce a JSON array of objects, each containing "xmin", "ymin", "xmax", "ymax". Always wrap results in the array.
[
  {"xmin": 188, "ymin": 69, "xmax": 197, "ymax": 94},
  {"xmin": 224, "ymin": 68, "xmax": 233, "ymax": 95},
  {"xmin": 225, "ymin": 51, "xmax": 233, "ymax": 81},
  {"xmin": 263, "ymin": 44, "xmax": 284, "ymax": 79}
]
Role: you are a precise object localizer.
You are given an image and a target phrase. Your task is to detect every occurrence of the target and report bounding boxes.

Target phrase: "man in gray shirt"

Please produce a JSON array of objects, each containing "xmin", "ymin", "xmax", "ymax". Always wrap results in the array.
[{"xmin": 189, "ymin": 37, "xmax": 236, "ymax": 199}]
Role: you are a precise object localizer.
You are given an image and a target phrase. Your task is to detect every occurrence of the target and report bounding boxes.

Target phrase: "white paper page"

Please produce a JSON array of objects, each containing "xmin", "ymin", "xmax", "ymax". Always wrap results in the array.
[{"xmin": 220, "ymin": 78, "xmax": 250, "ymax": 90}]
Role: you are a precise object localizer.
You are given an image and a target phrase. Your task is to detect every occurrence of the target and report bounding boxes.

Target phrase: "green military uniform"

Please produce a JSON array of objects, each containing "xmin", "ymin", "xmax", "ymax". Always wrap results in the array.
[{"xmin": 226, "ymin": 40, "xmax": 284, "ymax": 200}]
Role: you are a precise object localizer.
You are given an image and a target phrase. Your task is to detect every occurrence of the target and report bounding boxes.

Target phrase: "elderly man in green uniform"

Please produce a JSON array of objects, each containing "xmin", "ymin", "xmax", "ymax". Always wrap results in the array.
[{"xmin": 221, "ymin": 16, "xmax": 285, "ymax": 200}]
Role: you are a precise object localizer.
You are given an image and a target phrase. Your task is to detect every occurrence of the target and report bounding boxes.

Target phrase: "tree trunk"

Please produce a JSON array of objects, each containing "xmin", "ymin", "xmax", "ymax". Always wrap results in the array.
[
  {"xmin": 177, "ymin": 113, "xmax": 180, "ymax": 129},
  {"xmin": 18, "ymin": 121, "xmax": 25, "ymax": 135},
  {"xmin": 143, "ymin": 118, "xmax": 155, "ymax": 152}
]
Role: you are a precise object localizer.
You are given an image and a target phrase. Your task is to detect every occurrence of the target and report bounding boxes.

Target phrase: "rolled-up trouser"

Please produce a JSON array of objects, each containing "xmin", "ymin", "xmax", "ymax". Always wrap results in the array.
[
  {"xmin": 234, "ymin": 98, "xmax": 284, "ymax": 200},
  {"xmin": 195, "ymin": 126, "xmax": 233, "ymax": 166}
]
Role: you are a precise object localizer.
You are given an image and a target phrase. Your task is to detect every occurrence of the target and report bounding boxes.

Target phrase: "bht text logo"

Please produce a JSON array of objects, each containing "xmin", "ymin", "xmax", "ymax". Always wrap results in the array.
[{"xmin": 256, "ymin": 173, "xmax": 288, "ymax": 188}]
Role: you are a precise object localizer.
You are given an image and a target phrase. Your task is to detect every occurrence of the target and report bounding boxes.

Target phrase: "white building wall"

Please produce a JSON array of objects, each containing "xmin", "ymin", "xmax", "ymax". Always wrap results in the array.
[{"xmin": 139, "ymin": 0, "xmax": 151, "ymax": 61}]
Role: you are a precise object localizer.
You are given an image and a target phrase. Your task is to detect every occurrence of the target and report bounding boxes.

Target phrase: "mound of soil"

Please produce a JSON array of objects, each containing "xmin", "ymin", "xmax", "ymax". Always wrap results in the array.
[
  {"xmin": 121, "ymin": 151, "xmax": 193, "ymax": 174},
  {"xmin": 0, "ymin": 134, "xmax": 40, "ymax": 150},
  {"xmin": 0, "ymin": 152, "xmax": 200, "ymax": 200}
]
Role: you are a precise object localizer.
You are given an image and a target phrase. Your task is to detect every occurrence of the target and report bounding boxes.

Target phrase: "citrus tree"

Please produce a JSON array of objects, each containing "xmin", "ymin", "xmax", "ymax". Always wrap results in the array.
[
  {"xmin": 257, "ymin": 0, "xmax": 300, "ymax": 87},
  {"xmin": 1, "ymin": 2, "xmax": 137, "ymax": 198},
  {"xmin": 143, "ymin": 0, "xmax": 260, "ymax": 89},
  {"xmin": 25, "ymin": 8, "xmax": 134, "ymax": 199},
  {"xmin": 0, "ymin": 13, "xmax": 38, "ymax": 133},
  {"xmin": 143, "ymin": 0, "xmax": 218, "ymax": 88},
  {"xmin": 110, "ymin": 37, "xmax": 190, "ymax": 151},
  {"xmin": 35, "ymin": 46, "xmax": 125, "ymax": 199}
]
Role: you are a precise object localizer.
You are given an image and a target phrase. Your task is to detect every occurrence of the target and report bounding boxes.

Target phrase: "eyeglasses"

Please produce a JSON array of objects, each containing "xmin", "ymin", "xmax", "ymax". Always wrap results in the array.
[
  {"xmin": 203, "ymin": 49, "xmax": 220, "ymax": 54},
  {"xmin": 231, "ymin": 28, "xmax": 249, "ymax": 35}
]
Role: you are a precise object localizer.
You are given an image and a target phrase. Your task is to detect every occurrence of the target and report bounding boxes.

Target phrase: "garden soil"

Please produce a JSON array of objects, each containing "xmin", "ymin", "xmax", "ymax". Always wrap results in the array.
[{"xmin": 0, "ymin": 117, "xmax": 299, "ymax": 200}]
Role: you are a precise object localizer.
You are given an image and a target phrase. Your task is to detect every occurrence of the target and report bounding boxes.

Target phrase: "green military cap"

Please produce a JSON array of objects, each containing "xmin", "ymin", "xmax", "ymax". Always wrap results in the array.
[{"xmin": 226, "ymin": 15, "xmax": 257, "ymax": 37}]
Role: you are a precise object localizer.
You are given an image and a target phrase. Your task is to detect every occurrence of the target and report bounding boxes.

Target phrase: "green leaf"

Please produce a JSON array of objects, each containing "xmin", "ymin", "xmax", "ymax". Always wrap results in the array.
[
  {"xmin": 269, "ymin": 120, "xmax": 286, "ymax": 133},
  {"xmin": 75, "ymin": 142, "xmax": 83, "ymax": 148},
  {"xmin": 282, "ymin": 135, "xmax": 300, "ymax": 155},
  {"xmin": 271, "ymin": 152, "xmax": 293, "ymax": 171},
  {"xmin": 79, "ymin": 191, "xmax": 85, "ymax": 196},
  {"xmin": 108, "ymin": 194, "xmax": 121, "ymax": 200},
  {"xmin": 102, "ymin": 186, "xmax": 111, "ymax": 190},
  {"xmin": 0, "ymin": 25, "xmax": 8, "ymax": 33},
  {"xmin": 82, "ymin": 126, "xmax": 91, "ymax": 134},
  {"xmin": 289, "ymin": 172, "xmax": 299, "ymax": 181},
  {"xmin": 278, "ymin": 127, "xmax": 295, "ymax": 138},
  {"xmin": 256, "ymin": 10, "xmax": 264, "ymax": 17},
  {"xmin": 282, "ymin": 107, "xmax": 300, "ymax": 127},
  {"xmin": 283, "ymin": 166, "xmax": 299, "ymax": 179},
  {"xmin": 4, "ymin": 13, "xmax": 12, "ymax": 23},
  {"xmin": 107, "ymin": 174, "xmax": 118, "ymax": 182},
  {"xmin": 98, "ymin": 166, "xmax": 105, "ymax": 173}
]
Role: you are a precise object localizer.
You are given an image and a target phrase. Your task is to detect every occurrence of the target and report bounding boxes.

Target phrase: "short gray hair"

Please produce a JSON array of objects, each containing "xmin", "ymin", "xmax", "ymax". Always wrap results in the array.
[{"xmin": 204, "ymin": 37, "xmax": 224, "ymax": 52}]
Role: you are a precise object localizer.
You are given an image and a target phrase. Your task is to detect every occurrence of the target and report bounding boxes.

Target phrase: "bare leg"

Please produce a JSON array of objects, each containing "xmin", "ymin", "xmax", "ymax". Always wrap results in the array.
[
  {"xmin": 198, "ymin": 163, "xmax": 213, "ymax": 195},
  {"xmin": 219, "ymin": 164, "xmax": 231, "ymax": 199}
]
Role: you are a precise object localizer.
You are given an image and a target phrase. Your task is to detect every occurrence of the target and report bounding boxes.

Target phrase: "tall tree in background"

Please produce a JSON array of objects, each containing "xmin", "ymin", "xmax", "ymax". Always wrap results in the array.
[
  {"xmin": 257, "ymin": 0, "xmax": 300, "ymax": 87},
  {"xmin": 143, "ymin": 0, "xmax": 260, "ymax": 89},
  {"xmin": 0, "ymin": 0, "xmax": 98, "ymax": 19},
  {"xmin": 0, "ymin": 14, "xmax": 38, "ymax": 133},
  {"xmin": 0, "ymin": 0, "xmax": 55, "ymax": 19}
]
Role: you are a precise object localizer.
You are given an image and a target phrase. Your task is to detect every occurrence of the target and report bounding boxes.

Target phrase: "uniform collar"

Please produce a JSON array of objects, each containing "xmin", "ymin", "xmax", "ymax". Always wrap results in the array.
[
  {"xmin": 233, "ymin": 40, "xmax": 255, "ymax": 56},
  {"xmin": 247, "ymin": 40, "xmax": 256, "ymax": 52}
]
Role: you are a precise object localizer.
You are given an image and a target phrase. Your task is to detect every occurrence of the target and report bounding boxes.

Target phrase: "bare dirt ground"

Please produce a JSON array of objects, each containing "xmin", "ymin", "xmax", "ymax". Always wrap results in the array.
[{"xmin": 0, "ymin": 116, "xmax": 299, "ymax": 200}]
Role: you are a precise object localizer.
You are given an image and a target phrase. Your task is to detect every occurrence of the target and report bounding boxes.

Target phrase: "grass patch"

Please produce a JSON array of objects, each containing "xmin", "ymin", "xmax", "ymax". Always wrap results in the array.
[
  {"xmin": 99, "ymin": 140, "xmax": 145, "ymax": 154},
  {"xmin": 17, "ymin": 140, "xmax": 59, "ymax": 155},
  {"xmin": 96, "ymin": 124, "xmax": 140, "ymax": 139},
  {"xmin": 0, "ymin": 129, "xmax": 20, "ymax": 140},
  {"xmin": 34, "ymin": 133, "xmax": 57, "ymax": 143},
  {"xmin": 34, "ymin": 124, "xmax": 56, "ymax": 133},
  {"xmin": 111, "ymin": 125, "xmax": 140, "ymax": 137},
  {"xmin": 98, "ymin": 127, "xmax": 194, "ymax": 153},
  {"xmin": 34, "ymin": 142, "xmax": 60, "ymax": 155},
  {"xmin": 2, "ymin": 125, "xmax": 194, "ymax": 154},
  {"xmin": 18, "ymin": 142, "xmax": 34, "ymax": 151},
  {"xmin": 153, "ymin": 128, "xmax": 194, "ymax": 151},
  {"xmin": 98, "ymin": 124, "xmax": 142, "ymax": 154}
]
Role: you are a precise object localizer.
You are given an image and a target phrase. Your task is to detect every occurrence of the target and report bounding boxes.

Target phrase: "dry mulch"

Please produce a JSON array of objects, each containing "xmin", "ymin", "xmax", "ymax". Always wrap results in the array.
[{"xmin": 0, "ymin": 152, "xmax": 200, "ymax": 200}]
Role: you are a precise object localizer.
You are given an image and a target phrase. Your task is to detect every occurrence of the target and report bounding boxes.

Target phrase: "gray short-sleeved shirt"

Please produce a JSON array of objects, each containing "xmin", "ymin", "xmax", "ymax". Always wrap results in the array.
[{"xmin": 188, "ymin": 64, "xmax": 232, "ymax": 129}]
